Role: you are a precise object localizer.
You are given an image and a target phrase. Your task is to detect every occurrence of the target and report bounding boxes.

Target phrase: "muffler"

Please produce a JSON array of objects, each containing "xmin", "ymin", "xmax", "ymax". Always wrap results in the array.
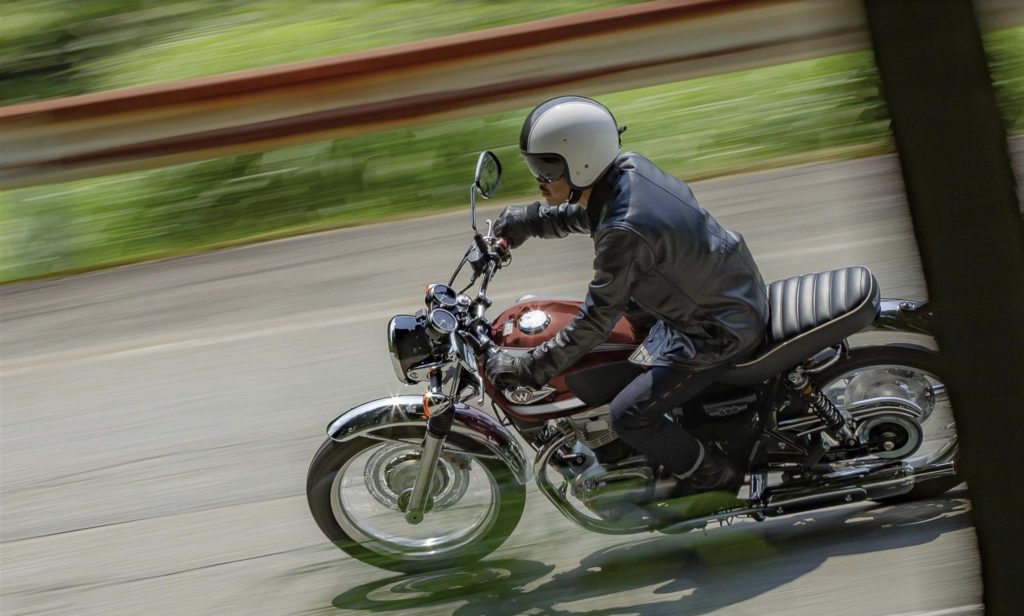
[
  {"xmin": 762, "ymin": 462, "xmax": 919, "ymax": 516},
  {"xmin": 765, "ymin": 486, "xmax": 869, "ymax": 515}
]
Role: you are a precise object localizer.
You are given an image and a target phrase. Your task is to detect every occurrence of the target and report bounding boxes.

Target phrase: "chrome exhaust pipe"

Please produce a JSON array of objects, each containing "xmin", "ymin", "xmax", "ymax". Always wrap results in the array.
[
  {"xmin": 765, "ymin": 487, "xmax": 869, "ymax": 516},
  {"xmin": 910, "ymin": 460, "xmax": 957, "ymax": 482},
  {"xmin": 762, "ymin": 460, "xmax": 958, "ymax": 517},
  {"xmin": 535, "ymin": 431, "xmax": 960, "ymax": 532}
]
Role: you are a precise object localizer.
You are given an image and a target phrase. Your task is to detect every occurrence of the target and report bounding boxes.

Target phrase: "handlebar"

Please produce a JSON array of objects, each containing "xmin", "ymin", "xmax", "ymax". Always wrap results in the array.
[
  {"xmin": 450, "ymin": 229, "xmax": 513, "ymax": 344},
  {"xmin": 473, "ymin": 232, "xmax": 490, "ymax": 257}
]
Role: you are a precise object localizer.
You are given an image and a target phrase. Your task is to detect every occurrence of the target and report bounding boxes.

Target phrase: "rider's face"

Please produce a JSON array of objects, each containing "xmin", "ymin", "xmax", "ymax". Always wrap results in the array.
[{"xmin": 536, "ymin": 176, "xmax": 571, "ymax": 206}]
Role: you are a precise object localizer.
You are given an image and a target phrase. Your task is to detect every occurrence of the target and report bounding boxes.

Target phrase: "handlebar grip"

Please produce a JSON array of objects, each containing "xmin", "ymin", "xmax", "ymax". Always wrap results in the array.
[
  {"xmin": 474, "ymin": 233, "xmax": 490, "ymax": 255},
  {"xmin": 473, "ymin": 324, "xmax": 500, "ymax": 355}
]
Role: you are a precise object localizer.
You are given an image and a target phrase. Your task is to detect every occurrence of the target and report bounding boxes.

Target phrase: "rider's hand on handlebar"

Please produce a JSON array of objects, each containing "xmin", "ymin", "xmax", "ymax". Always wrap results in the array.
[
  {"xmin": 485, "ymin": 350, "xmax": 540, "ymax": 389},
  {"xmin": 493, "ymin": 205, "xmax": 536, "ymax": 249},
  {"xmin": 494, "ymin": 237, "xmax": 510, "ymax": 258}
]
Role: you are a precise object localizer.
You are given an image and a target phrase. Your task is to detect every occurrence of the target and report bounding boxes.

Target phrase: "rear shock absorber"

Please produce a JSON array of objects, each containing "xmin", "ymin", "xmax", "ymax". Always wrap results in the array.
[{"xmin": 785, "ymin": 369, "xmax": 858, "ymax": 447}]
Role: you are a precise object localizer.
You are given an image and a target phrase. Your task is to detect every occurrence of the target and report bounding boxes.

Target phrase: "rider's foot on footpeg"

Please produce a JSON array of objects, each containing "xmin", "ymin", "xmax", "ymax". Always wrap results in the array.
[
  {"xmin": 657, "ymin": 490, "xmax": 745, "ymax": 520},
  {"xmin": 673, "ymin": 451, "xmax": 743, "ymax": 498}
]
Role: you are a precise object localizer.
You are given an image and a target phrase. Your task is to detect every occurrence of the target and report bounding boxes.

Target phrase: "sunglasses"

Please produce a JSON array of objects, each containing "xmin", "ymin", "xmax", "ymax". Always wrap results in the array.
[{"xmin": 524, "ymin": 154, "xmax": 565, "ymax": 184}]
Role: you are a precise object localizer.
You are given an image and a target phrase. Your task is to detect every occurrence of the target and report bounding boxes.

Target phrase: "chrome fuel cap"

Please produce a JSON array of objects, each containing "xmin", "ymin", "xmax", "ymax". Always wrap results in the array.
[{"xmin": 518, "ymin": 310, "xmax": 551, "ymax": 334}]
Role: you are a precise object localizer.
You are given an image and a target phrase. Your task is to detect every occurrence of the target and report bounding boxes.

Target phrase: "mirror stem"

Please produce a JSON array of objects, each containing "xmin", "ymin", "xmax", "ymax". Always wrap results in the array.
[{"xmin": 470, "ymin": 184, "xmax": 478, "ymax": 232}]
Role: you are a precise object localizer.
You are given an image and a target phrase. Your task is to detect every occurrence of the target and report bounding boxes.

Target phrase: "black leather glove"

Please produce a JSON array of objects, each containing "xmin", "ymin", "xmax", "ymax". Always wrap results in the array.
[
  {"xmin": 493, "ymin": 204, "xmax": 536, "ymax": 249},
  {"xmin": 485, "ymin": 350, "xmax": 541, "ymax": 389}
]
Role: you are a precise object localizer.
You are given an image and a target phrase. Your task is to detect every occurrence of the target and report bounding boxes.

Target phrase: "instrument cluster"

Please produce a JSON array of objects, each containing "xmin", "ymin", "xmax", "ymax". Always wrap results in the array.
[{"xmin": 388, "ymin": 283, "xmax": 475, "ymax": 384}]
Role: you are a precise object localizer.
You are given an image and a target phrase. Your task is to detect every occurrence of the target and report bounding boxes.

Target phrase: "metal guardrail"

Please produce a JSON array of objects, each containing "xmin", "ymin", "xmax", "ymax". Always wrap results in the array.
[{"xmin": 1, "ymin": 0, "xmax": 1020, "ymax": 189}]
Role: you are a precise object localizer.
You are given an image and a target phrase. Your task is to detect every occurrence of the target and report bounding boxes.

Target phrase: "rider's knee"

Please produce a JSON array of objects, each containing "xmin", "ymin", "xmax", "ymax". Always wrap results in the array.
[{"xmin": 610, "ymin": 400, "xmax": 658, "ymax": 433}]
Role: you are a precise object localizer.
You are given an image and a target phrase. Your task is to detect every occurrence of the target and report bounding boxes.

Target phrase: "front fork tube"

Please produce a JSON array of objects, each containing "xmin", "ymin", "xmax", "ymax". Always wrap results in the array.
[{"xmin": 404, "ymin": 370, "xmax": 454, "ymax": 525}]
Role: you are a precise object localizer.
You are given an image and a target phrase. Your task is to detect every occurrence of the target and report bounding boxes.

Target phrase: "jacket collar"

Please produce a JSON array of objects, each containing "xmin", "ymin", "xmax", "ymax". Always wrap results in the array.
[{"xmin": 585, "ymin": 159, "xmax": 623, "ymax": 234}]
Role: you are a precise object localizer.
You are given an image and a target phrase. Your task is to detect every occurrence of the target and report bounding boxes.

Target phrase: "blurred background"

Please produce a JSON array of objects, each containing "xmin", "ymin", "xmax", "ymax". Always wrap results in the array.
[
  {"xmin": 1, "ymin": 0, "xmax": 1019, "ymax": 283},
  {"xmin": 1, "ymin": 2, "xmax": 1021, "ymax": 616}
]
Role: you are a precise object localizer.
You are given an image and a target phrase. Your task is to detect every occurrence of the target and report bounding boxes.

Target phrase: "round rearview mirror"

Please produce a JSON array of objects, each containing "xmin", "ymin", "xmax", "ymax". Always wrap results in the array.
[{"xmin": 474, "ymin": 151, "xmax": 502, "ymax": 199}]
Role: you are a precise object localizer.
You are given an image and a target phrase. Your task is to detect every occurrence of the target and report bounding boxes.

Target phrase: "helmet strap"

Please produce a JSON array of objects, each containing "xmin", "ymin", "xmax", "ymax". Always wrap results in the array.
[{"xmin": 568, "ymin": 189, "xmax": 582, "ymax": 205}]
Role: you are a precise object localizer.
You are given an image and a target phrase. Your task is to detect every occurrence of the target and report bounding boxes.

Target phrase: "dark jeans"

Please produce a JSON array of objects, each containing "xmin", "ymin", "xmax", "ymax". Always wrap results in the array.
[{"xmin": 609, "ymin": 365, "xmax": 726, "ymax": 476}]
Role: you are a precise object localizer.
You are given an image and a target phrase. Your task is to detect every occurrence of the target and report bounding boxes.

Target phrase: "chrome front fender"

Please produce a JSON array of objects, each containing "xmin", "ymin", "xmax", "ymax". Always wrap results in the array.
[{"xmin": 326, "ymin": 395, "xmax": 530, "ymax": 484}]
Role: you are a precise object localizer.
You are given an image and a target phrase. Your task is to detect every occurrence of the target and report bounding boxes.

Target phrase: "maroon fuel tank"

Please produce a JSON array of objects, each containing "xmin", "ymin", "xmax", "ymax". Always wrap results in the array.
[{"xmin": 484, "ymin": 298, "xmax": 648, "ymax": 422}]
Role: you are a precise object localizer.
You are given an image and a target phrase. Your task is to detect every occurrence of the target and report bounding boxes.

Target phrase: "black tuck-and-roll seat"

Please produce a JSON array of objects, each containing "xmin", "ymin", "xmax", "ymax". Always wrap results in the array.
[
  {"xmin": 567, "ymin": 267, "xmax": 880, "ymax": 405},
  {"xmin": 719, "ymin": 266, "xmax": 881, "ymax": 385}
]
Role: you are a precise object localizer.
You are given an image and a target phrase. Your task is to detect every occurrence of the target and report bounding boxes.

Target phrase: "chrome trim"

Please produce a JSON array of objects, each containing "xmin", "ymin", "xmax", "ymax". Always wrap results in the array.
[
  {"xmin": 777, "ymin": 396, "xmax": 924, "ymax": 436},
  {"xmin": 749, "ymin": 471, "xmax": 767, "ymax": 503},
  {"xmin": 327, "ymin": 396, "xmax": 529, "ymax": 484},
  {"xmin": 406, "ymin": 359, "xmax": 456, "ymax": 384},
  {"xmin": 518, "ymin": 310, "xmax": 551, "ymax": 334},
  {"xmin": 503, "ymin": 385, "xmax": 557, "ymax": 405},
  {"xmin": 386, "ymin": 317, "xmax": 411, "ymax": 384},
  {"xmin": 911, "ymin": 460, "xmax": 957, "ymax": 481},
  {"xmin": 804, "ymin": 340, "xmax": 849, "ymax": 374},
  {"xmin": 533, "ymin": 434, "xmax": 958, "ymax": 535},
  {"xmin": 534, "ymin": 432, "xmax": 651, "ymax": 534},
  {"xmin": 854, "ymin": 414, "xmax": 923, "ymax": 459},
  {"xmin": 507, "ymin": 396, "xmax": 587, "ymax": 415},
  {"xmin": 404, "ymin": 432, "xmax": 445, "ymax": 524},
  {"xmin": 427, "ymin": 308, "xmax": 458, "ymax": 334},
  {"xmin": 761, "ymin": 461, "xmax": 932, "ymax": 516},
  {"xmin": 330, "ymin": 441, "xmax": 501, "ymax": 562}
]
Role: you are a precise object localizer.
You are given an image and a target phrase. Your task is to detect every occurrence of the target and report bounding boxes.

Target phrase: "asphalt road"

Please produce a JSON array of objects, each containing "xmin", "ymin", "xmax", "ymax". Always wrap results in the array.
[{"xmin": 5, "ymin": 146, "xmax": 1020, "ymax": 616}]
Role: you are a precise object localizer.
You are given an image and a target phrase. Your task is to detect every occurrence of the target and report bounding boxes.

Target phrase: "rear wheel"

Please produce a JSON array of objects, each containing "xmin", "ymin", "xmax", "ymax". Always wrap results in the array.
[
  {"xmin": 306, "ymin": 428, "xmax": 526, "ymax": 573},
  {"xmin": 814, "ymin": 345, "xmax": 961, "ymax": 503}
]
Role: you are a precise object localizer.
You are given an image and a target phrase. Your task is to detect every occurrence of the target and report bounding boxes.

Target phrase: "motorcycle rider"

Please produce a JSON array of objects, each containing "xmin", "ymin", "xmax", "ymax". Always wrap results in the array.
[{"xmin": 485, "ymin": 95, "xmax": 769, "ymax": 496}]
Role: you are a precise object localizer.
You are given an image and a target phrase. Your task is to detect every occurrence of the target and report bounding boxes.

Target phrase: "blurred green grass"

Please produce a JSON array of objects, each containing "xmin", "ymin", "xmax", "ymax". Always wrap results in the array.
[
  {"xmin": 0, "ymin": 0, "xmax": 638, "ymax": 103},
  {"xmin": 0, "ymin": 2, "xmax": 1020, "ymax": 283}
]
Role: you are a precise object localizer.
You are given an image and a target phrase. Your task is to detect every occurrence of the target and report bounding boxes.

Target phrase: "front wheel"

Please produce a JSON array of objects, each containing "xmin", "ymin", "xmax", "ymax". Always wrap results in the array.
[
  {"xmin": 815, "ymin": 345, "xmax": 962, "ymax": 503},
  {"xmin": 307, "ymin": 428, "xmax": 526, "ymax": 573}
]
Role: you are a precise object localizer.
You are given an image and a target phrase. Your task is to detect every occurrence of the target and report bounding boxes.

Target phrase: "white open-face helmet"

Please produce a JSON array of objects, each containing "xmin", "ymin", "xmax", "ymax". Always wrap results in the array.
[{"xmin": 519, "ymin": 96, "xmax": 622, "ymax": 192}]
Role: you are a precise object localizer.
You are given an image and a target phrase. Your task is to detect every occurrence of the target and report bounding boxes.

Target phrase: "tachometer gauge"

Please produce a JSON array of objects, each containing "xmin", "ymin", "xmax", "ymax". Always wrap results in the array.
[
  {"xmin": 425, "ymin": 283, "xmax": 458, "ymax": 308},
  {"xmin": 427, "ymin": 308, "xmax": 458, "ymax": 334}
]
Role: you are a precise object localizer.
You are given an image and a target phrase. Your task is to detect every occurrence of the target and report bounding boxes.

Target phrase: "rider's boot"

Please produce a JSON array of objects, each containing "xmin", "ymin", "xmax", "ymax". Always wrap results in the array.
[
  {"xmin": 602, "ymin": 449, "xmax": 745, "ymax": 526},
  {"xmin": 673, "ymin": 449, "xmax": 743, "ymax": 497},
  {"xmin": 646, "ymin": 449, "xmax": 744, "ymax": 522}
]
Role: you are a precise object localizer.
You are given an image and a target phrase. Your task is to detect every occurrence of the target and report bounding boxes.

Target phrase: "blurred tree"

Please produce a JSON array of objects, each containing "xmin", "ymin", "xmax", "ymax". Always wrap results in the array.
[
  {"xmin": 0, "ymin": 1, "xmax": 238, "ymax": 103},
  {"xmin": 0, "ymin": 2, "xmax": 1018, "ymax": 282}
]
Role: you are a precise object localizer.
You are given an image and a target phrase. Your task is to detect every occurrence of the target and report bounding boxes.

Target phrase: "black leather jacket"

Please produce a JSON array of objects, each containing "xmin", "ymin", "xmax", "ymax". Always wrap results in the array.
[{"xmin": 513, "ymin": 153, "xmax": 769, "ymax": 384}]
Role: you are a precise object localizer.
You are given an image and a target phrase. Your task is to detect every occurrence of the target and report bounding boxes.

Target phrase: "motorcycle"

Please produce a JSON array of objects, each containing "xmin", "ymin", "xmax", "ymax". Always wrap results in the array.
[{"xmin": 307, "ymin": 151, "xmax": 960, "ymax": 572}]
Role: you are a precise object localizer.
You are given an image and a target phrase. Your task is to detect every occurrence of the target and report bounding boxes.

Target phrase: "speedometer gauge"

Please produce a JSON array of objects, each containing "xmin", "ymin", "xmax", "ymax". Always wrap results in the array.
[
  {"xmin": 427, "ymin": 308, "xmax": 458, "ymax": 334},
  {"xmin": 425, "ymin": 283, "xmax": 458, "ymax": 308}
]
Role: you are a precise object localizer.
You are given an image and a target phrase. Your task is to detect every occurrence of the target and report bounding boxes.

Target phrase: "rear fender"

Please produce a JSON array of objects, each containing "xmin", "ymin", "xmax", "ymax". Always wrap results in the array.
[
  {"xmin": 870, "ymin": 299, "xmax": 935, "ymax": 335},
  {"xmin": 326, "ymin": 395, "xmax": 529, "ymax": 484}
]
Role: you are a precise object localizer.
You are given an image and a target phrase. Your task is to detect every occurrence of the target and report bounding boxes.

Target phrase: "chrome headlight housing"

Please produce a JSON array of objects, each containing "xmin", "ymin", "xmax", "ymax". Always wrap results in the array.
[{"xmin": 386, "ymin": 314, "xmax": 432, "ymax": 384}]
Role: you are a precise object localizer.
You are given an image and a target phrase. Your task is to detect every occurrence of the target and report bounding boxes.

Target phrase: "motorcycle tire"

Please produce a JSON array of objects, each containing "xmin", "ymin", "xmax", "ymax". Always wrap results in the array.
[
  {"xmin": 307, "ymin": 427, "xmax": 526, "ymax": 573},
  {"xmin": 813, "ymin": 345, "xmax": 963, "ymax": 504}
]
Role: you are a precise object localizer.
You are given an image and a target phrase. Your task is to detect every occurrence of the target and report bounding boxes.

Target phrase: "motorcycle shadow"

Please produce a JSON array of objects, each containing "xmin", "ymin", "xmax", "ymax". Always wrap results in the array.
[{"xmin": 331, "ymin": 490, "xmax": 972, "ymax": 615}]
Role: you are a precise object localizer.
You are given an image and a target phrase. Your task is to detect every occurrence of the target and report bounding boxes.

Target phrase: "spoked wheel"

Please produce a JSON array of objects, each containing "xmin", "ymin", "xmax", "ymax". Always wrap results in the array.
[
  {"xmin": 815, "ymin": 346, "xmax": 961, "ymax": 503},
  {"xmin": 307, "ymin": 428, "xmax": 525, "ymax": 573}
]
